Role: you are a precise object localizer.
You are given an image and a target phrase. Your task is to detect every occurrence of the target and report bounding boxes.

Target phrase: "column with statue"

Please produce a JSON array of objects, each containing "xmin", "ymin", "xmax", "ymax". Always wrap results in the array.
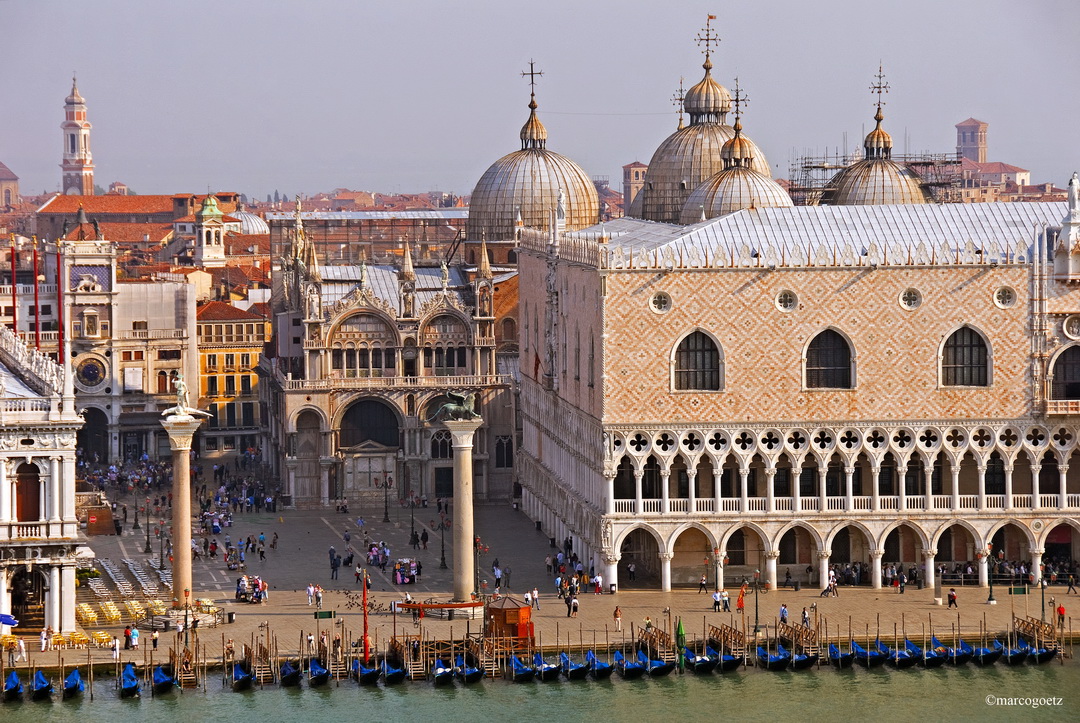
[{"xmin": 160, "ymin": 371, "xmax": 210, "ymax": 609}]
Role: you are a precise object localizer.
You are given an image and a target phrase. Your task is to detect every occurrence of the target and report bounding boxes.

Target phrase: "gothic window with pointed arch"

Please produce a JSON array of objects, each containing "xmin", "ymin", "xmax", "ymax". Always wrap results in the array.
[
  {"xmin": 806, "ymin": 329, "xmax": 852, "ymax": 388},
  {"xmin": 674, "ymin": 331, "xmax": 721, "ymax": 390},
  {"xmin": 1051, "ymin": 345, "xmax": 1080, "ymax": 399},
  {"xmin": 942, "ymin": 327, "xmax": 988, "ymax": 387},
  {"xmin": 431, "ymin": 430, "xmax": 452, "ymax": 459}
]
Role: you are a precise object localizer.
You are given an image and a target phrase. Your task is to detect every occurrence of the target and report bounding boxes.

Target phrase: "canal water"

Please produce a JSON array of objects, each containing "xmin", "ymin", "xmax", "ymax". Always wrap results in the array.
[{"xmin": 3, "ymin": 663, "xmax": 1076, "ymax": 722}]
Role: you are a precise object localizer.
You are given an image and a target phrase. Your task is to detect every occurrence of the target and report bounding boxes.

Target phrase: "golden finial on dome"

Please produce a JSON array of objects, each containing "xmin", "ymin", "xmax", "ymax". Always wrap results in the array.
[
  {"xmin": 730, "ymin": 77, "xmax": 747, "ymax": 134},
  {"xmin": 864, "ymin": 65, "xmax": 893, "ymax": 157},
  {"xmin": 672, "ymin": 77, "xmax": 686, "ymax": 130},
  {"xmin": 519, "ymin": 59, "xmax": 547, "ymax": 150},
  {"xmin": 870, "ymin": 63, "xmax": 890, "ymax": 121},
  {"xmin": 696, "ymin": 14, "xmax": 720, "ymax": 72}
]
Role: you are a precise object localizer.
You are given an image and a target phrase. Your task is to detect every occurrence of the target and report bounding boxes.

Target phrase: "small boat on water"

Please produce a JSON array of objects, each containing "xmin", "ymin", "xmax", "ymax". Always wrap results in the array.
[
  {"xmin": 876, "ymin": 640, "xmax": 917, "ymax": 669},
  {"xmin": 231, "ymin": 663, "xmax": 254, "ymax": 692},
  {"xmin": 454, "ymin": 655, "xmax": 483, "ymax": 684},
  {"xmin": 932, "ymin": 636, "xmax": 973, "ymax": 666},
  {"xmin": 152, "ymin": 666, "xmax": 177, "ymax": 695},
  {"xmin": 756, "ymin": 646, "xmax": 792, "ymax": 672},
  {"xmin": 1026, "ymin": 641, "xmax": 1058, "ymax": 665},
  {"xmin": 381, "ymin": 661, "xmax": 406, "ymax": 686},
  {"xmin": 30, "ymin": 670, "xmax": 53, "ymax": 702},
  {"xmin": 120, "ymin": 663, "xmax": 140, "ymax": 698},
  {"xmin": 62, "ymin": 669, "xmax": 84, "ymax": 700},
  {"xmin": 850, "ymin": 640, "xmax": 886, "ymax": 668},
  {"xmin": 585, "ymin": 650, "xmax": 613, "ymax": 680},
  {"xmin": 308, "ymin": 659, "xmax": 331, "ymax": 687},
  {"xmin": 431, "ymin": 659, "xmax": 454, "ymax": 686},
  {"xmin": 613, "ymin": 650, "xmax": 645, "ymax": 680},
  {"xmin": 533, "ymin": 652, "xmax": 562, "ymax": 682},
  {"xmin": 683, "ymin": 646, "xmax": 719, "ymax": 674},
  {"xmin": 777, "ymin": 643, "xmax": 817, "ymax": 671},
  {"xmin": 279, "ymin": 660, "xmax": 302, "ymax": 687},
  {"xmin": 559, "ymin": 653, "xmax": 589, "ymax": 681},
  {"xmin": 1001, "ymin": 640, "xmax": 1028, "ymax": 666},
  {"xmin": 4, "ymin": 670, "xmax": 23, "ymax": 702},
  {"xmin": 715, "ymin": 646, "xmax": 743, "ymax": 673},
  {"xmin": 827, "ymin": 644, "xmax": 854, "ymax": 669},
  {"xmin": 906, "ymin": 640, "xmax": 945, "ymax": 668},
  {"xmin": 509, "ymin": 656, "xmax": 535, "ymax": 683},
  {"xmin": 352, "ymin": 659, "xmax": 381, "ymax": 685},
  {"xmin": 637, "ymin": 650, "xmax": 675, "ymax": 677},
  {"xmin": 971, "ymin": 640, "xmax": 1003, "ymax": 667}
]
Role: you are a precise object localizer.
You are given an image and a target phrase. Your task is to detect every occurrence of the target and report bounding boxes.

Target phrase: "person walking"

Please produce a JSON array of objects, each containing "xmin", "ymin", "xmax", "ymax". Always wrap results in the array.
[
  {"xmin": 947, "ymin": 588, "xmax": 958, "ymax": 608},
  {"xmin": 152, "ymin": 630, "xmax": 159, "ymax": 650},
  {"xmin": 1068, "ymin": 574, "xmax": 1077, "ymax": 594},
  {"xmin": 737, "ymin": 585, "xmax": 746, "ymax": 614},
  {"xmin": 613, "ymin": 606, "xmax": 622, "ymax": 631},
  {"xmin": 698, "ymin": 574, "xmax": 709, "ymax": 593},
  {"xmin": 112, "ymin": 637, "xmax": 120, "ymax": 661},
  {"xmin": 532, "ymin": 587, "xmax": 540, "ymax": 610},
  {"xmin": 779, "ymin": 604, "xmax": 789, "ymax": 625},
  {"xmin": 628, "ymin": 562, "xmax": 636, "ymax": 582},
  {"xmin": 420, "ymin": 529, "xmax": 429, "ymax": 550},
  {"xmin": 565, "ymin": 594, "xmax": 573, "ymax": 618},
  {"xmin": 315, "ymin": 586, "xmax": 323, "ymax": 609},
  {"xmin": 504, "ymin": 565, "xmax": 512, "ymax": 589},
  {"xmin": 130, "ymin": 626, "xmax": 140, "ymax": 650},
  {"xmin": 571, "ymin": 596, "xmax": 579, "ymax": 618},
  {"xmin": 802, "ymin": 607, "xmax": 811, "ymax": 628},
  {"xmin": 307, "ymin": 583, "xmax": 315, "ymax": 605},
  {"xmin": 721, "ymin": 589, "xmax": 730, "ymax": 612}
]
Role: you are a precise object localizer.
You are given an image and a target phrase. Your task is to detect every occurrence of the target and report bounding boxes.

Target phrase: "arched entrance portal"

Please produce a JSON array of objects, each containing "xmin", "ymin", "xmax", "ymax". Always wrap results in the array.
[
  {"xmin": 1044, "ymin": 523, "xmax": 1078, "ymax": 580},
  {"xmin": 619, "ymin": 528, "xmax": 660, "ymax": 589},
  {"xmin": 671, "ymin": 527, "xmax": 713, "ymax": 588},
  {"xmin": 10, "ymin": 567, "xmax": 47, "ymax": 631},
  {"xmin": 723, "ymin": 526, "xmax": 767, "ymax": 586},
  {"xmin": 292, "ymin": 410, "xmax": 324, "ymax": 505},
  {"xmin": 936, "ymin": 523, "xmax": 979, "ymax": 586},
  {"xmin": 77, "ymin": 408, "xmax": 109, "ymax": 464},
  {"xmin": 338, "ymin": 399, "xmax": 401, "ymax": 505},
  {"xmin": 829, "ymin": 524, "xmax": 872, "ymax": 585}
]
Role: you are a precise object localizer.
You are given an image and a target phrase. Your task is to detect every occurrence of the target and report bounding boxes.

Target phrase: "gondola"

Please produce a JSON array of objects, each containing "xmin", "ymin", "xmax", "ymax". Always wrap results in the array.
[
  {"xmin": 308, "ymin": 659, "xmax": 331, "ymax": 687},
  {"xmin": 850, "ymin": 640, "xmax": 886, "ymax": 668},
  {"xmin": 905, "ymin": 640, "xmax": 946, "ymax": 668},
  {"xmin": 30, "ymin": 670, "xmax": 53, "ymax": 701},
  {"xmin": 532, "ymin": 652, "xmax": 562, "ymax": 682},
  {"xmin": 454, "ymin": 655, "xmax": 483, "ymax": 684},
  {"xmin": 777, "ymin": 643, "xmax": 817, "ymax": 671},
  {"xmin": 827, "ymin": 644, "xmax": 854, "ymax": 669},
  {"xmin": 756, "ymin": 646, "xmax": 792, "ymax": 672},
  {"xmin": 1001, "ymin": 640, "xmax": 1029, "ymax": 666},
  {"xmin": 431, "ymin": 659, "xmax": 454, "ymax": 686},
  {"xmin": 152, "ymin": 665, "xmax": 177, "ymax": 695},
  {"xmin": 971, "ymin": 640, "xmax": 1003, "ymax": 667},
  {"xmin": 279, "ymin": 659, "xmax": 302, "ymax": 687},
  {"xmin": 637, "ymin": 650, "xmax": 675, "ymax": 677},
  {"xmin": 931, "ymin": 636, "xmax": 973, "ymax": 666},
  {"xmin": 381, "ymin": 661, "xmax": 407, "ymax": 686},
  {"xmin": 683, "ymin": 646, "xmax": 719, "ymax": 674},
  {"xmin": 613, "ymin": 650, "xmax": 645, "ymax": 680},
  {"xmin": 585, "ymin": 650, "xmax": 614, "ymax": 680},
  {"xmin": 62, "ymin": 669, "xmax": 85, "ymax": 700},
  {"xmin": 352, "ymin": 659, "xmax": 381, "ymax": 685},
  {"xmin": 559, "ymin": 653, "xmax": 590, "ymax": 681},
  {"xmin": 120, "ymin": 663, "xmax": 140, "ymax": 698},
  {"xmin": 876, "ymin": 640, "xmax": 917, "ymax": 669},
  {"xmin": 509, "ymin": 656, "xmax": 535, "ymax": 683},
  {"xmin": 231, "ymin": 663, "xmax": 254, "ymax": 692},
  {"xmin": 1027, "ymin": 641, "xmax": 1058, "ymax": 664},
  {"xmin": 4, "ymin": 670, "xmax": 22, "ymax": 702}
]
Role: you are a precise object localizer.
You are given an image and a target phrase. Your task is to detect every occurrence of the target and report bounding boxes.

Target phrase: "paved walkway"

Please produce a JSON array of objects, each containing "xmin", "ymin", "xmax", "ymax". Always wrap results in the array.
[{"xmin": 8, "ymin": 497, "xmax": 1078, "ymax": 670}]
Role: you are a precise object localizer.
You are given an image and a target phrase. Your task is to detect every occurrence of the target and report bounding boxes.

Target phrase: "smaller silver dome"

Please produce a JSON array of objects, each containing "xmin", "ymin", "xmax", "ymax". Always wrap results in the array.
[{"xmin": 232, "ymin": 205, "xmax": 270, "ymax": 235}]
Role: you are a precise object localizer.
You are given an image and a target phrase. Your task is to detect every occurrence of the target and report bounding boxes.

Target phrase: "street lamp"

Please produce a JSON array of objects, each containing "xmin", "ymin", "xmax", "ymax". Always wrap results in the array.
[
  {"xmin": 144, "ymin": 507, "xmax": 153, "ymax": 554},
  {"xmin": 410, "ymin": 495, "xmax": 416, "ymax": 541},
  {"xmin": 1040, "ymin": 564, "xmax": 1046, "ymax": 622},
  {"xmin": 380, "ymin": 475, "xmax": 393, "ymax": 524},
  {"xmin": 753, "ymin": 569, "xmax": 761, "ymax": 635},
  {"xmin": 474, "ymin": 536, "xmax": 489, "ymax": 598},
  {"xmin": 434, "ymin": 514, "xmax": 450, "ymax": 569},
  {"xmin": 985, "ymin": 544, "xmax": 995, "ymax": 603},
  {"xmin": 132, "ymin": 506, "xmax": 140, "ymax": 531},
  {"xmin": 159, "ymin": 524, "xmax": 166, "ymax": 569},
  {"xmin": 183, "ymin": 587, "xmax": 191, "ymax": 648}
]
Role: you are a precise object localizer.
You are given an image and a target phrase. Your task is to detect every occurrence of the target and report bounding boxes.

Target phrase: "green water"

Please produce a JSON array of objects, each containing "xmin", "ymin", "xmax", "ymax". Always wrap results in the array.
[{"xmin": 3, "ymin": 663, "xmax": 1076, "ymax": 722}]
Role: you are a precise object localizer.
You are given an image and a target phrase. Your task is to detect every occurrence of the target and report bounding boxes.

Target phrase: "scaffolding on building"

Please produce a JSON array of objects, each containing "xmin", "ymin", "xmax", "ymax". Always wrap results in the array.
[{"xmin": 787, "ymin": 151, "xmax": 963, "ymax": 206}]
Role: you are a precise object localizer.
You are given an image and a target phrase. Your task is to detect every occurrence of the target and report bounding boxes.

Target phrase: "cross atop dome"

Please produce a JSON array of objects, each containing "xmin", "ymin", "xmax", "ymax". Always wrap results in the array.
[
  {"xmin": 696, "ymin": 14, "xmax": 720, "ymax": 68},
  {"xmin": 731, "ymin": 77, "xmax": 748, "ymax": 127},
  {"xmin": 672, "ymin": 77, "xmax": 686, "ymax": 130},
  {"xmin": 870, "ymin": 64, "xmax": 889, "ymax": 113},
  {"xmin": 521, "ymin": 59, "xmax": 543, "ymax": 100}
]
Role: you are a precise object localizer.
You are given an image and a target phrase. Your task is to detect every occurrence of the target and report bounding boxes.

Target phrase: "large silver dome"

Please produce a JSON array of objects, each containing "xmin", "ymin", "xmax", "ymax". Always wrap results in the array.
[
  {"xmin": 468, "ymin": 94, "xmax": 598, "ymax": 241},
  {"xmin": 825, "ymin": 107, "xmax": 930, "ymax": 206}
]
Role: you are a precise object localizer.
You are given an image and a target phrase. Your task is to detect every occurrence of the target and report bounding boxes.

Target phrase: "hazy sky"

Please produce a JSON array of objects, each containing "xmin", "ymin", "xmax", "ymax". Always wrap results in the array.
[{"xmin": 3, "ymin": 0, "xmax": 1078, "ymax": 199}]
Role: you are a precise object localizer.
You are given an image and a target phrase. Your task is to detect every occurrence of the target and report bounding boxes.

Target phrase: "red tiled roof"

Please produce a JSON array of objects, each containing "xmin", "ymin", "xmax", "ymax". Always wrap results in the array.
[
  {"xmin": 248, "ymin": 301, "xmax": 272, "ymax": 319},
  {"xmin": 224, "ymin": 233, "xmax": 270, "ymax": 255},
  {"xmin": 38, "ymin": 194, "xmax": 177, "ymax": 215},
  {"xmin": 961, "ymin": 158, "xmax": 1028, "ymax": 174},
  {"xmin": 955, "ymin": 117, "xmax": 987, "ymax": 127},
  {"xmin": 622, "ymin": 161, "xmax": 648, "ymax": 169},
  {"xmin": 62, "ymin": 221, "xmax": 172, "ymax": 244},
  {"xmin": 197, "ymin": 300, "xmax": 267, "ymax": 321}
]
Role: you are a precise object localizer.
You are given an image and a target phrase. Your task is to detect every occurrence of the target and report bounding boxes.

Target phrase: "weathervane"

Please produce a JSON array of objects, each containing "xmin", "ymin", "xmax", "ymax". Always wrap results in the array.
[
  {"xmin": 731, "ymin": 77, "xmax": 748, "ymax": 124},
  {"xmin": 672, "ymin": 77, "xmax": 686, "ymax": 129},
  {"xmin": 870, "ymin": 63, "xmax": 889, "ymax": 112},
  {"xmin": 521, "ymin": 59, "xmax": 543, "ymax": 99},
  {"xmin": 696, "ymin": 13, "xmax": 720, "ymax": 61}
]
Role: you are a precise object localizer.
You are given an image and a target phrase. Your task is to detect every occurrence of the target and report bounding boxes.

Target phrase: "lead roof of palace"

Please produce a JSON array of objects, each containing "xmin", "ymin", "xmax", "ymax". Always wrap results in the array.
[
  {"xmin": 317, "ymin": 264, "xmax": 471, "ymax": 312},
  {"xmin": 0, "ymin": 360, "xmax": 42, "ymax": 398},
  {"xmin": 267, "ymin": 210, "xmax": 469, "ymax": 222},
  {"xmin": 572, "ymin": 201, "xmax": 1068, "ymax": 260}
]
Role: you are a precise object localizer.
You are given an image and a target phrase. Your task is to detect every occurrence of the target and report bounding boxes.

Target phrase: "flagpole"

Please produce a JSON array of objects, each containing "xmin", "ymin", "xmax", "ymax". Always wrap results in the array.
[
  {"xmin": 9, "ymin": 234, "xmax": 17, "ymax": 341},
  {"xmin": 32, "ymin": 236, "xmax": 40, "ymax": 350}
]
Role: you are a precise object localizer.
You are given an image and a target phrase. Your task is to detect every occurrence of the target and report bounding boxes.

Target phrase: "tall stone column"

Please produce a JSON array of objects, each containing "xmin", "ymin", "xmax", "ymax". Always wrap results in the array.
[
  {"xmin": 162, "ymin": 414, "xmax": 204, "ymax": 608},
  {"xmin": 659, "ymin": 552, "xmax": 673, "ymax": 592},
  {"xmin": 765, "ymin": 550, "xmax": 779, "ymax": 590},
  {"xmin": 445, "ymin": 418, "xmax": 482, "ymax": 602},
  {"xmin": 870, "ymin": 549, "xmax": 884, "ymax": 589},
  {"xmin": 922, "ymin": 548, "xmax": 937, "ymax": 590},
  {"xmin": 817, "ymin": 549, "xmax": 832, "ymax": 590}
]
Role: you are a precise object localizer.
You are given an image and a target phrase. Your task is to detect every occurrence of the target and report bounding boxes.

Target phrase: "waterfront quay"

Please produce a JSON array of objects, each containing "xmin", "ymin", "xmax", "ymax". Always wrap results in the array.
[{"xmin": 11, "ymin": 501, "xmax": 1078, "ymax": 671}]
